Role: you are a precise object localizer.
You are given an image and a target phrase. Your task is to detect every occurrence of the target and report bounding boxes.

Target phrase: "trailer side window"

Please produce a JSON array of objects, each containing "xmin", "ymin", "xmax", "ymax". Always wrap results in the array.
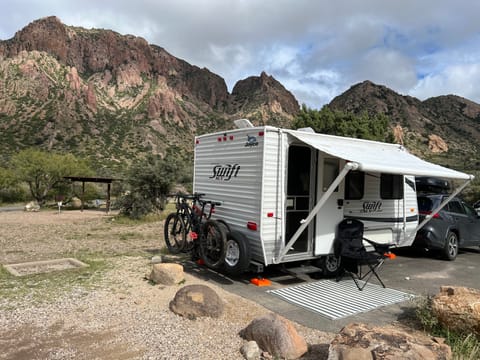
[
  {"xmin": 345, "ymin": 171, "xmax": 364, "ymax": 200},
  {"xmin": 380, "ymin": 174, "xmax": 404, "ymax": 199}
]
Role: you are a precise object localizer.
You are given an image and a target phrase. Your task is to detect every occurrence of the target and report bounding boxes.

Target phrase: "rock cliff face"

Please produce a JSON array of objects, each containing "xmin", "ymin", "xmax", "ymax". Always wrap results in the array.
[
  {"xmin": 229, "ymin": 71, "xmax": 299, "ymax": 127},
  {"xmin": 0, "ymin": 16, "xmax": 299, "ymax": 169},
  {"xmin": 1, "ymin": 17, "xmax": 478, "ymax": 175}
]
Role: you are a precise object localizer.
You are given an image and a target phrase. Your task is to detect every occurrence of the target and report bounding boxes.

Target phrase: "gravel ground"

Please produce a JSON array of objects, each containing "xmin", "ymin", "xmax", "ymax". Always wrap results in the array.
[{"xmin": 0, "ymin": 210, "xmax": 334, "ymax": 359}]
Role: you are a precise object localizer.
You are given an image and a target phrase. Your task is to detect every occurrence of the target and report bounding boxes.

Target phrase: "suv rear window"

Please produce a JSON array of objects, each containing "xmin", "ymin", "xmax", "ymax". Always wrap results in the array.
[{"xmin": 417, "ymin": 196, "xmax": 441, "ymax": 212}]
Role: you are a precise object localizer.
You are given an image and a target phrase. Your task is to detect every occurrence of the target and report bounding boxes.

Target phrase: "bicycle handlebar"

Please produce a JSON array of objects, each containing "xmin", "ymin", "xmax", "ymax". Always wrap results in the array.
[
  {"xmin": 167, "ymin": 192, "xmax": 205, "ymax": 199},
  {"xmin": 168, "ymin": 192, "xmax": 221, "ymax": 206}
]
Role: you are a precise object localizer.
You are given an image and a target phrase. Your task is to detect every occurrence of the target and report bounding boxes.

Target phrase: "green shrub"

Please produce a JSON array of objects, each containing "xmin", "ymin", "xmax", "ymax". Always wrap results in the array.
[{"xmin": 117, "ymin": 154, "xmax": 178, "ymax": 219}]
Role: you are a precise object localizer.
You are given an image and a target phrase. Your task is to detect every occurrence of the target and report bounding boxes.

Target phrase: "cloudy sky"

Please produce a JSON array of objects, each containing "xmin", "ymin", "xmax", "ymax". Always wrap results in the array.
[{"xmin": 1, "ymin": 0, "xmax": 479, "ymax": 108}]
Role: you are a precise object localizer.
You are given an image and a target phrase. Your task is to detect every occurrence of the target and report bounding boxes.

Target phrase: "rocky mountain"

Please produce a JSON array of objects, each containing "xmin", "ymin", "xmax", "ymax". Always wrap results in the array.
[
  {"xmin": 328, "ymin": 81, "xmax": 480, "ymax": 171},
  {"xmin": 1, "ymin": 17, "xmax": 479, "ymax": 178},
  {"xmin": 0, "ymin": 16, "xmax": 299, "ymax": 171}
]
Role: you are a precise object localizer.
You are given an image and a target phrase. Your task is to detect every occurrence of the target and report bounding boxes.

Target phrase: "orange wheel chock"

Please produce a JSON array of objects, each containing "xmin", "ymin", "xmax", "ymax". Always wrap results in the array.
[
  {"xmin": 250, "ymin": 277, "xmax": 271, "ymax": 287},
  {"xmin": 384, "ymin": 252, "xmax": 397, "ymax": 259}
]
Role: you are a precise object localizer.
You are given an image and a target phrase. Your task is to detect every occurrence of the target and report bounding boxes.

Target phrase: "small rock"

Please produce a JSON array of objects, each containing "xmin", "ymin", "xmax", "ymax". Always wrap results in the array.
[
  {"xmin": 24, "ymin": 201, "xmax": 40, "ymax": 212},
  {"xmin": 150, "ymin": 255, "xmax": 162, "ymax": 264},
  {"xmin": 240, "ymin": 341, "xmax": 261, "ymax": 360},
  {"xmin": 149, "ymin": 263, "xmax": 184, "ymax": 285}
]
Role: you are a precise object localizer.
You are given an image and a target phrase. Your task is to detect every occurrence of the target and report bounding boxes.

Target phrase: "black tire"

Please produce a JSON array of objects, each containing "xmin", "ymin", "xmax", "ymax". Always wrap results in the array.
[
  {"xmin": 443, "ymin": 231, "xmax": 458, "ymax": 261},
  {"xmin": 223, "ymin": 230, "xmax": 251, "ymax": 275},
  {"xmin": 199, "ymin": 220, "xmax": 226, "ymax": 269},
  {"xmin": 164, "ymin": 213, "xmax": 186, "ymax": 254},
  {"xmin": 317, "ymin": 254, "xmax": 341, "ymax": 277},
  {"xmin": 216, "ymin": 219, "xmax": 231, "ymax": 232}
]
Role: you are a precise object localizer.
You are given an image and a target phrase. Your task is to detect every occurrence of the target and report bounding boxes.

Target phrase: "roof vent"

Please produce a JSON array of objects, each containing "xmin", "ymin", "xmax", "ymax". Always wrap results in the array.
[
  {"xmin": 297, "ymin": 127, "xmax": 315, "ymax": 133},
  {"xmin": 234, "ymin": 118, "xmax": 254, "ymax": 128}
]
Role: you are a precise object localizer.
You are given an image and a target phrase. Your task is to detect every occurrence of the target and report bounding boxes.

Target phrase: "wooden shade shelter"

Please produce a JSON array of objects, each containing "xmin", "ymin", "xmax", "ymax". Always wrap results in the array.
[{"xmin": 63, "ymin": 176, "xmax": 121, "ymax": 213}]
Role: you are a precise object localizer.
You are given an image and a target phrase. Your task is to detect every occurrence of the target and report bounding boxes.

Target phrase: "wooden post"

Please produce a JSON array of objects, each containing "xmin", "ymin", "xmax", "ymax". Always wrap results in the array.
[
  {"xmin": 81, "ymin": 181, "xmax": 85, "ymax": 212},
  {"xmin": 107, "ymin": 183, "xmax": 111, "ymax": 213}
]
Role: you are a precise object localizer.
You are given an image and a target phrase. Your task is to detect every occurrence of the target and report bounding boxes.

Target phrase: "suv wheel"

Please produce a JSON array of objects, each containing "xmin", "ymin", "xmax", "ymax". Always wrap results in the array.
[{"xmin": 443, "ymin": 231, "xmax": 458, "ymax": 261}]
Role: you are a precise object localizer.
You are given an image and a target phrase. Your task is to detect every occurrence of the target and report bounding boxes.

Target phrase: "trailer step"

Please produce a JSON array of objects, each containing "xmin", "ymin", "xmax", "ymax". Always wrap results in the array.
[
  {"xmin": 280, "ymin": 264, "xmax": 322, "ymax": 281},
  {"xmin": 248, "ymin": 260, "xmax": 264, "ymax": 273}
]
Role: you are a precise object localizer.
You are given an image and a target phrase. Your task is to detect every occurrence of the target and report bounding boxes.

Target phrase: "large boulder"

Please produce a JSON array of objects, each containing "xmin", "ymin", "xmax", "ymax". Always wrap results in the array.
[
  {"xmin": 240, "ymin": 313, "xmax": 307, "ymax": 360},
  {"xmin": 432, "ymin": 286, "xmax": 480, "ymax": 336},
  {"xmin": 148, "ymin": 263, "xmax": 184, "ymax": 285},
  {"xmin": 169, "ymin": 284, "xmax": 224, "ymax": 319},
  {"xmin": 328, "ymin": 323, "xmax": 451, "ymax": 360}
]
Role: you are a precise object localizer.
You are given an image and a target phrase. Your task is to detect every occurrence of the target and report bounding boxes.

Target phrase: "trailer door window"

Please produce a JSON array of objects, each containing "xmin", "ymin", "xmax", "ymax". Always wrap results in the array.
[
  {"xmin": 380, "ymin": 174, "xmax": 404, "ymax": 199},
  {"xmin": 345, "ymin": 171, "xmax": 364, "ymax": 200},
  {"xmin": 323, "ymin": 158, "xmax": 339, "ymax": 192}
]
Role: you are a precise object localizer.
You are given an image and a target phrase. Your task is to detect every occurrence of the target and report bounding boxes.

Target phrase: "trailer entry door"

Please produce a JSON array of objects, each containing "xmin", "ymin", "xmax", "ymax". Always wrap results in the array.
[{"xmin": 285, "ymin": 145, "xmax": 314, "ymax": 254}]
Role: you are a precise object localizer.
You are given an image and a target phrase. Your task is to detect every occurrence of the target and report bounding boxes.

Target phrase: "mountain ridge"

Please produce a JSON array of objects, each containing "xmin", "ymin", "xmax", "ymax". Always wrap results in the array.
[
  {"xmin": 0, "ymin": 17, "xmax": 479, "ymax": 179},
  {"xmin": 328, "ymin": 80, "xmax": 480, "ymax": 170},
  {"xmin": 0, "ymin": 16, "xmax": 299, "ymax": 171}
]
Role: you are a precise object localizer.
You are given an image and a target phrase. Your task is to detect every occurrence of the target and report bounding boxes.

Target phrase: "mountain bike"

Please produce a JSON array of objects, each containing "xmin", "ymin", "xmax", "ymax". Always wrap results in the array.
[{"xmin": 164, "ymin": 193, "xmax": 226, "ymax": 269}]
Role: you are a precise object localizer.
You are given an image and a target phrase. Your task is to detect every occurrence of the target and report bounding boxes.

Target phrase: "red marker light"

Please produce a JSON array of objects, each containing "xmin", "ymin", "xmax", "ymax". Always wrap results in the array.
[
  {"xmin": 267, "ymin": 212, "xmax": 274, "ymax": 217},
  {"xmin": 247, "ymin": 222, "xmax": 258, "ymax": 231}
]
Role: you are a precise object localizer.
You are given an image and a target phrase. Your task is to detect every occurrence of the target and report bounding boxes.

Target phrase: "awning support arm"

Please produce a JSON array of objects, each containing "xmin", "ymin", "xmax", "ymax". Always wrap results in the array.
[
  {"xmin": 274, "ymin": 161, "xmax": 358, "ymax": 263},
  {"xmin": 411, "ymin": 176, "xmax": 474, "ymax": 236}
]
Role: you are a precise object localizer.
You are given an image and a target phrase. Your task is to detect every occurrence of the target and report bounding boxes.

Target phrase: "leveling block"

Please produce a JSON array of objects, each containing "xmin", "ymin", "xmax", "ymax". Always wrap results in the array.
[{"xmin": 250, "ymin": 277, "xmax": 272, "ymax": 287}]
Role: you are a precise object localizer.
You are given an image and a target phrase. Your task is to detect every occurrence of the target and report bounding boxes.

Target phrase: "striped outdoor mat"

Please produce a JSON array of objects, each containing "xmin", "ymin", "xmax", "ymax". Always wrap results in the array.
[{"xmin": 267, "ymin": 279, "xmax": 414, "ymax": 320}]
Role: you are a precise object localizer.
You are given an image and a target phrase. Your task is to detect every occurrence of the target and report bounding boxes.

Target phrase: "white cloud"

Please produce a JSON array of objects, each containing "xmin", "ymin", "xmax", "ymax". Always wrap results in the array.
[
  {"xmin": 411, "ymin": 63, "xmax": 480, "ymax": 101},
  {"xmin": 2, "ymin": 0, "xmax": 480, "ymax": 106},
  {"xmin": 348, "ymin": 48, "xmax": 418, "ymax": 93}
]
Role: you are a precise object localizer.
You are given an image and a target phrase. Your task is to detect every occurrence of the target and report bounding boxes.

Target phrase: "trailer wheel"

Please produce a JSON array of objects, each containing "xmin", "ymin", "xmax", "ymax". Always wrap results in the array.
[
  {"xmin": 199, "ymin": 220, "xmax": 227, "ymax": 269},
  {"xmin": 223, "ymin": 230, "xmax": 251, "ymax": 275},
  {"xmin": 317, "ymin": 254, "xmax": 341, "ymax": 277}
]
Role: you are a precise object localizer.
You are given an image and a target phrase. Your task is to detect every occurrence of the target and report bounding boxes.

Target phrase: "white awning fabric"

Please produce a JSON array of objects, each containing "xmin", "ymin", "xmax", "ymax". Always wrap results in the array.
[{"xmin": 286, "ymin": 129, "xmax": 473, "ymax": 180}]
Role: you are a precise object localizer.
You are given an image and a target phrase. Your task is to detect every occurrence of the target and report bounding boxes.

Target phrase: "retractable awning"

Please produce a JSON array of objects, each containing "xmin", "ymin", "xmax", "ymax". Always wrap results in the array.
[
  {"xmin": 286, "ymin": 129, "xmax": 472, "ymax": 180},
  {"xmin": 274, "ymin": 129, "xmax": 474, "ymax": 263}
]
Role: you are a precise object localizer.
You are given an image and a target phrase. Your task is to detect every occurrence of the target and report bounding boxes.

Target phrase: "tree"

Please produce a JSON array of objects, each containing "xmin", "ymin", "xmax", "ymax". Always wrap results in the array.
[
  {"xmin": 293, "ymin": 104, "xmax": 391, "ymax": 142},
  {"xmin": 118, "ymin": 154, "xmax": 178, "ymax": 219},
  {"xmin": 0, "ymin": 167, "xmax": 16, "ymax": 190},
  {"xmin": 10, "ymin": 149, "xmax": 93, "ymax": 206}
]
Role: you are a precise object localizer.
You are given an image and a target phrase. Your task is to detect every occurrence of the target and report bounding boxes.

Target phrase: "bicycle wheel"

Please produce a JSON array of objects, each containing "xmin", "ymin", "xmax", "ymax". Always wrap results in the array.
[
  {"xmin": 199, "ymin": 220, "xmax": 226, "ymax": 269},
  {"xmin": 164, "ymin": 213, "xmax": 186, "ymax": 254}
]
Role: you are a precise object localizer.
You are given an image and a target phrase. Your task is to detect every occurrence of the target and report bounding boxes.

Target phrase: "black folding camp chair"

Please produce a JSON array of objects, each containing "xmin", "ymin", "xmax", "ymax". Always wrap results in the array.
[{"xmin": 334, "ymin": 218, "xmax": 395, "ymax": 291}]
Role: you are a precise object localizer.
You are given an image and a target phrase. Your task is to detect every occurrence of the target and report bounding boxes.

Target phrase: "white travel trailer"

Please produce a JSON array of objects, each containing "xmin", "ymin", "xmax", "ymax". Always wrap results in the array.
[{"xmin": 193, "ymin": 124, "xmax": 473, "ymax": 275}]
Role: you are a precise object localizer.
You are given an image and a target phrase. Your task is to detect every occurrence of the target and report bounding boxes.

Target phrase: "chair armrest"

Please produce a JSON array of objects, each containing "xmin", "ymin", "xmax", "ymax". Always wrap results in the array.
[{"xmin": 362, "ymin": 238, "xmax": 395, "ymax": 253}]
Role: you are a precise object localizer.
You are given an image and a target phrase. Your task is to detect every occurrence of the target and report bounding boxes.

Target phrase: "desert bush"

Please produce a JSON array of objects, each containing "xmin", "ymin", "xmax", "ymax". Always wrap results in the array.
[{"xmin": 118, "ymin": 155, "xmax": 178, "ymax": 219}]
